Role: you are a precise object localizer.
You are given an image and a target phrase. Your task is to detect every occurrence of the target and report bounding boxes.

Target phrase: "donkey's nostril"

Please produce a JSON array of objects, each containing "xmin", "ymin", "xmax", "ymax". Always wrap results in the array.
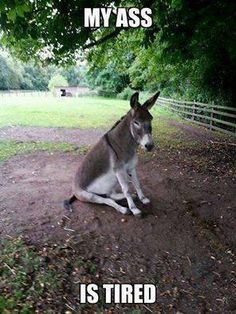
[{"xmin": 145, "ymin": 143, "xmax": 154, "ymax": 151}]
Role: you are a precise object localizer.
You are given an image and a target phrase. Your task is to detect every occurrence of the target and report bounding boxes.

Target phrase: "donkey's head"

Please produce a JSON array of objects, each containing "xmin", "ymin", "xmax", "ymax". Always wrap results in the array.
[{"xmin": 129, "ymin": 91, "xmax": 160, "ymax": 151}]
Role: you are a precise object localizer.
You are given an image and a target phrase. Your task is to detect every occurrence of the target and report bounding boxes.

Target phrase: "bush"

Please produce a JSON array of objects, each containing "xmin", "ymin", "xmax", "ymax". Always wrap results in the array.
[
  {"xmin": 117, "ymin": 87, "xmax": 136, "ymax": 100},
  {"xmin": 87, "ymin": 63, "xmax": 130, "ymax": 96},
  {"xmin": 96, "ymin": 87, "xmax": 116, "ymax": 98},
  {"xmin": 48, "ymin": 74, "xmax": 68, "ymax": 91}
]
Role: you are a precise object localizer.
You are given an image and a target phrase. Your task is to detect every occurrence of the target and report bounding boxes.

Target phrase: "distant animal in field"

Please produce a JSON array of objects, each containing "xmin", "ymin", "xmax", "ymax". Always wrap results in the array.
[
  {"xmin": 60, "ymin": 89, "xmax": 72, "ymax": 97},
  {"xmin": 64, "ymin": 91, "xmax": 160, "ymax": 217}
]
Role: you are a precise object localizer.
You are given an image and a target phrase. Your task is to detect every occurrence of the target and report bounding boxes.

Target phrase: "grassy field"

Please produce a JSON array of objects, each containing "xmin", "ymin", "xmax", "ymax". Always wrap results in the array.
[
  {"xmin": 0, "ymin": 95, "xmax": 184, "ymax": 161},
  {"xmin": 0, "ymin": 94, "xmax": 177, "ymax": 129}
]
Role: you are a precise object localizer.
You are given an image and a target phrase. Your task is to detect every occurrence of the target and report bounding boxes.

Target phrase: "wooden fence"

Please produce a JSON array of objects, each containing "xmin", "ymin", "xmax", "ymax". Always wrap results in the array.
[
  {"xmin": 157, "ymin": 97, "xmax": 236, "ymax": 137},
  {"xmin": 0, "ymin": 91, "xmax": 50, "ymax": 97}
]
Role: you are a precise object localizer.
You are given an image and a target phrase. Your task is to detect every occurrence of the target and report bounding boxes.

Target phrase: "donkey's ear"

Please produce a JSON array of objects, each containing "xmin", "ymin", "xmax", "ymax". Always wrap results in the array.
[
  {"xmin": 142, "ymin": 91, "xmax": 160, "ymax": 110},
  {"xmin": 130, "ymin": 92, "xmax": 140, "ymax": 109}
]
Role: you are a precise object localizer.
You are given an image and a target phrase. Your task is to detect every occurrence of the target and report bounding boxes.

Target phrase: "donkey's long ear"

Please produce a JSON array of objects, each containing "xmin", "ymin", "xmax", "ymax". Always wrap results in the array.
[
  {"xmin": 130, "ymin": 92, "xmax": 140, "ymax": 110},
  {"xmin": 142, "ymin": 91, "xmax": 160, "ymax": 110}
]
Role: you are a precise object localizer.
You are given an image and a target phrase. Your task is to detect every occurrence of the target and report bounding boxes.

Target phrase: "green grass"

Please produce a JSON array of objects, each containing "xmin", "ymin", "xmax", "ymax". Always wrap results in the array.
[
  {"xmin": 0, "ymin": 140, "xmax": 78, "ymax": 162},
  {"xmin": 0, "ymin": 238, "xmax": 63, "ymax": 312},
  {"xmin": 0, "ymin": 237, "xmax": 152, "ymax": 313},
  {"xmin": 0, "ymin": 94, "xmax": 179, "ymax": 129},
  {"xmin": 0, "ymin": 237, "xmax": 101, "ymax": 313},
  {"xmin": 0, "ymin": 94, "xmax": 195, "ymax": 162},
  {"xmin": 0, "ymin": 95, "xmax": 129, "ymax": 128}
]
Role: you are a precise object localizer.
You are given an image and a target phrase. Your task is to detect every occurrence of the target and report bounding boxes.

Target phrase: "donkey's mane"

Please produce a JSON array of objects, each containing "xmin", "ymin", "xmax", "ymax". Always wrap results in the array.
[{"xmin": 109, "ymin": 114, "xmax": 126, "ymax": 131}]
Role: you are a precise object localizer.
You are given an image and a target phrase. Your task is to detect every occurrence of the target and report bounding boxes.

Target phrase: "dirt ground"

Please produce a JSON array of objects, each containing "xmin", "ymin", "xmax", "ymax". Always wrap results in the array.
[
  {"xmin": 0, "ymin": 125, "xmax": 104, "ymax": 145},
  {"xmin": 0, "ymin": 122, "xmax": 236, "ymax": 313}
]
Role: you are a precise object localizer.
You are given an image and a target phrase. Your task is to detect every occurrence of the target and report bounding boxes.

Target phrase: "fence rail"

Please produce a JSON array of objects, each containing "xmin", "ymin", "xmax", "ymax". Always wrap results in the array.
[
  {"xmin": 157, "ymin": 97, "xmax": 236, "ymax": 137},
  {"xmin": 0, "ymin": 90, "xmax": 50, "ymax": 97}
]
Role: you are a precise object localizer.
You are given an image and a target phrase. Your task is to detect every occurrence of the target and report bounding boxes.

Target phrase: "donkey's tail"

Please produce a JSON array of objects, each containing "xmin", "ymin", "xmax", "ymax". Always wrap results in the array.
[{"xmin": 63, "ymin": 194, "xmax": 77, "ymax": 210}]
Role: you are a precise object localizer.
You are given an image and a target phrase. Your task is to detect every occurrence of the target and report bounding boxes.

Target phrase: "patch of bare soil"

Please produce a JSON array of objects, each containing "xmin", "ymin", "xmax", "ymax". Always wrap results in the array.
[
  {"xmin": 0, "ymin": 135, "xmax": 235, "ymax": 312},
  {"xmin": 169, "ymin": 119, "xmax": 234, "ymax": 143},
  {"xmin": 0, "ymin": 126, "xmax": 105, "ymax": 145}
]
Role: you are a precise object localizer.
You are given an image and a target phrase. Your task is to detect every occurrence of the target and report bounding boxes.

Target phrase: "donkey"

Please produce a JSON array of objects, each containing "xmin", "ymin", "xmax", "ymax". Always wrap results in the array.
[{"xmin": 64, "ymin": 91, "xmax": 160, "ymax": 216}]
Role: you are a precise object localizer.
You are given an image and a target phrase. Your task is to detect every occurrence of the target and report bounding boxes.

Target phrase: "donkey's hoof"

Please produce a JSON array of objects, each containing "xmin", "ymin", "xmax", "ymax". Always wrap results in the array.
[
  {"xmin": 141, "ymin": 197, "xmax": 150, "ymax": 204},
  {"xmin": 119, "ymin": 207, "xmax": 130, "ymax": 215},
  {"xmin": 131, "ymin": 207, "xmax": 142, "ymax": 217},
  {"xmin": 134, "ymin": 212, "xmax": 142, "ymax": 218}
]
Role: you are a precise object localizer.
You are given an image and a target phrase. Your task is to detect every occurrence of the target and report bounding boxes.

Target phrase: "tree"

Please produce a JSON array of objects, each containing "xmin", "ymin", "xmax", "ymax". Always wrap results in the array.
[
  {"xmin": 23, "ymin": 64, "xmax": 55, "ymax": 90},
  {"xmin": 0, "ymin": 50, "xmax": 57, "ymax": 90},
  {"xmin": 87, "ymin": 63, "xmax": 130, "ymax": 96},
  {"xmin": 0, "ymin": 0, "xmax": 124, "ymax": 64},
  {"xmin": 86, "ymin": 1, "xmax": 236, "ymax": 105},
  {"xmin": 0, "ymin": 52, "xmax": 24, "ymax": 90},
  {"xmin": 48, "ymin": 74, "xmax": 68, "ymax": 91},
  {"xmin": 0, "ymin": 1, "xmax": 235, "ymax": 105},
  {"xmin": 0, "ymin": 49, "xmax": 89, "ymax": 91},
  {"xmin": 61, "ymin": 64, "xmax": 88, "ymax": 86}
]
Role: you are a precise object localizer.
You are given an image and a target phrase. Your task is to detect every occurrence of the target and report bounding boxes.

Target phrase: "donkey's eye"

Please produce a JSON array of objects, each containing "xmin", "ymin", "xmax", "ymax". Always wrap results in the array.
[{"xmin": 134, "ymin": 121, "xmax": 140, "ymax": 127}]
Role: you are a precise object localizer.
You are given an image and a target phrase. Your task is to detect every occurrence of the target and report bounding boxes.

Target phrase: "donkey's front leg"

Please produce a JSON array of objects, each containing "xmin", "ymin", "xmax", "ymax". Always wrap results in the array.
[
  {"xmin": 116, "ymin": 169, "xmax": 142, "ymax": 216},
  {"xmin": 128, "ymin": 168, "xmax": 150, "ymax": 204}
]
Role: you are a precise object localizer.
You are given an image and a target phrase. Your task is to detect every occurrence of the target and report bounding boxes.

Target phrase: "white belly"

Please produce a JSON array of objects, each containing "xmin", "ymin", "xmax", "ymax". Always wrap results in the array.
[
  {"xmin": 86, "ymin": 155, "xmax": 138, "ymax": 195},
  {"xmin": 87, "ymin": 169, "xmax": 118, "ymax": 194}
]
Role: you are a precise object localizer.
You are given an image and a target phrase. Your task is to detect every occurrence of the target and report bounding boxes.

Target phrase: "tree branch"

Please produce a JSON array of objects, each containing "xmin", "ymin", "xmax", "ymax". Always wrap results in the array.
[{"xmin": 82, "ymin": 28, "xmax": 123, "ymax": 49}]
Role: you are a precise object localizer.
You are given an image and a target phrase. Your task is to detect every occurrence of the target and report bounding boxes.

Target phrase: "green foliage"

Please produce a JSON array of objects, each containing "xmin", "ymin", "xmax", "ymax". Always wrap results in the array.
[
  {"xmin": 86, "ymin": 1, "xmax": 236, "ymax": 106},
  {"xmin": 0, "ymin": 53, "xmax": 22, "ymax": 90},
  {"xmin": 0, "ymin": 50, "xmax": 89, "ymax": 91},
  {"xmin": 117, "ymin": 86, "xmax": 136, "ymax": 100},
  {"xmin": 23, "ymin": 63, "xmax": 54, "ymax": 91},
  {"xmin": 48, "ymin": 74, "xmax": 68, "ymax": 91},
  {"xmin": 0, "ymin": 0, "xmax": 121, "ymax": 64},
  {"xmin": 0, "ymin": 50, "xmax": 54, "ymax": 91},
  {"xmin": 0, "ymin": 237, "xmax": 114, "ymax": 312},
  {"xmin": 0, "ymin": 237, "xmax": 99, "ymax": 312},
  {"xmin": 0, "ymin": 0, "xmax": 235, "ymax": 105},
  {"xmin": 88, "ymin": 63, "xmax": 129, "ymax": 97},
  {"xmin": 61, "ymin": 64, "xmax": 88, "ymax": 86}
]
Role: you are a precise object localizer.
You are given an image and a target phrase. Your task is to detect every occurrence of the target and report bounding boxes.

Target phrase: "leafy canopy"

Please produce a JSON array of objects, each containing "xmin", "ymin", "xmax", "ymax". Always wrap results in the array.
[{"xmin": 0, "ymin": 0, "xmax": 236, "ymax": 105}]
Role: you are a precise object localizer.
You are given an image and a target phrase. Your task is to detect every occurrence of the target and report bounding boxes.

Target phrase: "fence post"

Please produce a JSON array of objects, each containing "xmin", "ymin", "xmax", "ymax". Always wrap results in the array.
[
  {"xmin": 210, "ymin": 103, "xmax": 214, "ymax": 130},
  {"xmin": 192, "ymin": 101, "xmax": 196, "ymax": 121}
]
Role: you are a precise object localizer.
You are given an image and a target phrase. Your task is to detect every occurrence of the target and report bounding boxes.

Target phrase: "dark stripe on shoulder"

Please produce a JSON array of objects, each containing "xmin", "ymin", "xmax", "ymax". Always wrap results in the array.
[{"xmin": 104, "ymin": 133, "xmax": 119, "ymax": 159}]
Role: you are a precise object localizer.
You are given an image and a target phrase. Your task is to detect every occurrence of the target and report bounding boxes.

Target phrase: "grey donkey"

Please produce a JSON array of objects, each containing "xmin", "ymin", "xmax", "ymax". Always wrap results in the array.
[{"xmin": 64, "ymin": 91, "xmax": 160, "ymax": 216}]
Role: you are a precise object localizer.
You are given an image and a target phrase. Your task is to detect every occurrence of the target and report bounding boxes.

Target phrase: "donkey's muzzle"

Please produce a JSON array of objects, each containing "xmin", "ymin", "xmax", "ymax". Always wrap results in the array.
[{"xmin": 145, "ymin": 143, "xmax": 154, "ymax": 152}]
